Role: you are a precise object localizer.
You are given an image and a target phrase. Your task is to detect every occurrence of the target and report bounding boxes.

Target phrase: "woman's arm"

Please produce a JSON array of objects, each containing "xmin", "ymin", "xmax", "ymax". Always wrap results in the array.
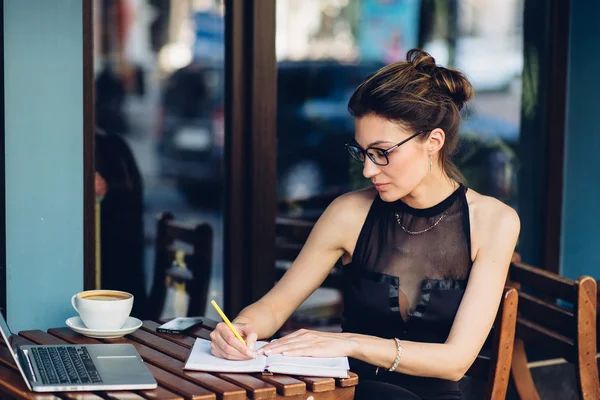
[
  {"xmin": 210, "ymin": 191, "xmax": 373, "ymax": 359},
  {"xmin": 261, "ymin": 196, "xmax": 520, "ymax": 381},
  {"xmin": 233, "ymin": 192, "xmax": 370, "ymax": 338}
]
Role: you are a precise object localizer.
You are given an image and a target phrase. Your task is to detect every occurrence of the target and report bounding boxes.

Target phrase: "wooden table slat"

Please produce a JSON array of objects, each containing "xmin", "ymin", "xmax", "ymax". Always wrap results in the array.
[
  {"xmin": 296, "ymin": 377, "xmax": 335, "ymax": 392},
  {"xmin": 144, "ymin": 363, "xmax": 215, "ymax": 400},
  {"xmin": 46, "ymin": 330, "xmax": 95, "ymax": 346},
  {"xmin": 127, "ymin": 329, "xmax": 190, "ymax": 361},
  {"xmin": 181, "ymin": 326, "xmax": 213, "ymax": 341},
  {"xmin": 216, "ymin": 373, "xmax": 276, "ymax": 399},
  {"xmin": 103, "ymin": 392, "xmax": 147, "ymax": 400},
  {"xmin": 336, "ymin": 372, "xmax": 358, "ymax": 388},
  {"xmin": 252, "ymin": 374, "xmax": 306, "ymax": 397},
  {"xmin": 20, "ymin": 330, "xmax": 67, "ymax": 345},
  {"xmin": 137, "ymin": 385, "xmax": 184, "ymax": 400},
  {"xmin": 273, "ymin": 386, "xmax": 355, "ymax": 400},
  {"xmin": 140, "ymin": 322, "xmax": 196, "ymax": 349},
  {"xmin": 57, "ymin": 393, "xmax": 105, "ymax": 400},
  {"xmin": 180, "ymin": 371, "xmax": 247, "ymax": 400},
  {"xmin": 48, "ymin": 329, "xmax": 247, "ymax": 400}
]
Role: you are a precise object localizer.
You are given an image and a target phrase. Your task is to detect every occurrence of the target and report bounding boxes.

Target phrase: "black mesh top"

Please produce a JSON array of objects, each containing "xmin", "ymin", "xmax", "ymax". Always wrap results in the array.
[{"xmin": 342, "ymin": 184, "xmax": 472, "ymax": 398}]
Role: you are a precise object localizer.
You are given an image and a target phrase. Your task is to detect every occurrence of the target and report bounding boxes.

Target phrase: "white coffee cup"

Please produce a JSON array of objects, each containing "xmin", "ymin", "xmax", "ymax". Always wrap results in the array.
[{"xmin": 71, "ymin": 290, "xmax": 134, "ymax": 330}]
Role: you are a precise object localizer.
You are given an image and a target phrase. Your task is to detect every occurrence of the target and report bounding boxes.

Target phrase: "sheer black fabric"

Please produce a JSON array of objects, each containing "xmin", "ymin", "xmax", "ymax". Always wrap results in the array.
[{"xmin": 343, "ymin": 185, "xmax": 471, "ymax": 399}]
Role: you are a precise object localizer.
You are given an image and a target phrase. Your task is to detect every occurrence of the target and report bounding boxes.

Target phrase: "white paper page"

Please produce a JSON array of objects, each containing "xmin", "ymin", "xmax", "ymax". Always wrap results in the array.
[
  {"xmin": 265, "ymin": 353, "xmax": 349, "ymax": 378},
  {"xmin": 266, "ymin": 353, "xmax": 349, "ymax": 370},
  {"xmin": 266, "ymin": 361, "xmax": 349, "ymax": 378},
  {"xmin": 184, "ymin": 338, "xmax": 268, "ymax": 373}
]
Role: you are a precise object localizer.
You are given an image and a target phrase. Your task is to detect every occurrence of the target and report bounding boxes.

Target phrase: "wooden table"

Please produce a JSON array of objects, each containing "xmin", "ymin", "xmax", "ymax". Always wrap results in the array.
[{"xmin": 0, "ymin": 320, "xmax": 357, "ymax": 399}]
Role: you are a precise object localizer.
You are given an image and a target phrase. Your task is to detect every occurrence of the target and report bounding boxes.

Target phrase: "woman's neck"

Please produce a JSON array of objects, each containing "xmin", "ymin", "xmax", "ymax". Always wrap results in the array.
[{"xmin": 401, "ymin": 170, "xmax": 458, "ymax": 209}]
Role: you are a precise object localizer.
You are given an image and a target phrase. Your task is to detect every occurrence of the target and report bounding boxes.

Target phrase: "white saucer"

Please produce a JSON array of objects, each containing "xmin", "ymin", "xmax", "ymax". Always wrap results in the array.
[{"xmin": 66, "ymin": 316, "xmax": 142, "ymax": 339}]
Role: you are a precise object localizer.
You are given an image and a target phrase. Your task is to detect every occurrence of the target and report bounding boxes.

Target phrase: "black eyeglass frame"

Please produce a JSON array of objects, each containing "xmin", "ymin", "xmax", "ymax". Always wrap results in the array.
[{"xmin": 345, "ymin": 129, "xmax": 430, "ymax": 166}]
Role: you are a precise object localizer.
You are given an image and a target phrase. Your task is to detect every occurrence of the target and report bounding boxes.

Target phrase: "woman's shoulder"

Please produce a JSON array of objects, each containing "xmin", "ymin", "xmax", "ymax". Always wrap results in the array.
[
  {"xmin": 465, "ymin": 188, "xmax": 520, "ymax": 239},
  {"xmin": 329, "ymin": 187, "xmax": 378, "ymax": 214},
  {"xmin": 317, "ymin": 187, "xmax": 378, "ymax": 232}
]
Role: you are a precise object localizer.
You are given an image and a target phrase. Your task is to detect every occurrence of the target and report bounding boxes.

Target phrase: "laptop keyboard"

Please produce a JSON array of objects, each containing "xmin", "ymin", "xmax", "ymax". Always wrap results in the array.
[{"xmin": 31, "ymin": 346, "xmax": 103, "ymax": 385}]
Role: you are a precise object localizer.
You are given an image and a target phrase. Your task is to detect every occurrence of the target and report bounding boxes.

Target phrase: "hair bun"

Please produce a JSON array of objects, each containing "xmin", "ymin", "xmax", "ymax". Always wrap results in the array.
[
  {"xmin": 406, "ymin": 48, "xmax": 437, "ymax": 70},
  {"xmin": 405, "ymin": 48, "xmax": 474, "ymax": 110},
  {"xmin": 435, "ymin": 68, "xmax": 474, "ymax": 110}
]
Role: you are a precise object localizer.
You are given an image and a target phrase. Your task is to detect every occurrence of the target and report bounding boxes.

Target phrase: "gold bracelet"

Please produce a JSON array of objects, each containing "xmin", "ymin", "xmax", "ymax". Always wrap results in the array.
[
  {"xmin": 375, "ymin": 338, "xmax": 403, "ymax": 375},
  {"xmin": 388, "ymin": 338, "xmax": 403, "ymax": 372}
]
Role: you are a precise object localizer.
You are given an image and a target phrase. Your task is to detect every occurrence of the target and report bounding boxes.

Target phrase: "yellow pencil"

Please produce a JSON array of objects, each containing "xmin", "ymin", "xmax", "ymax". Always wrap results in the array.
[{"xmin": 210, "ymin": 300, "xmax": 247, "ymax": 346}]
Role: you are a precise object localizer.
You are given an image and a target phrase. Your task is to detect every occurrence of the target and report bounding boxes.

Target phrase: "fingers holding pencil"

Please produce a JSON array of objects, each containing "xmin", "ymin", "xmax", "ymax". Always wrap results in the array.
[
  {"xmin": 210, "ymin": 322, "xmax": 257, "ymax": 360},
  {"xmin": 209, "ymin": 300, "xmax": 257, "ymax": 360},
  {"xmin": 245, "ymin": 330, "xmax": 258, "ymax": 351}
]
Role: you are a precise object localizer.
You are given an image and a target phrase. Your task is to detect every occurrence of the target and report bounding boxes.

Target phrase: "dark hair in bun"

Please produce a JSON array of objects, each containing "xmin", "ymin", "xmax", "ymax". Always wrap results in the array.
[
  {"xmin": 348, "ymin": 48, "xmax": 474, "ymax": 183},
  {"xmin": 406, "ymin": 49, "xmax": 473, "ymax": 110}
]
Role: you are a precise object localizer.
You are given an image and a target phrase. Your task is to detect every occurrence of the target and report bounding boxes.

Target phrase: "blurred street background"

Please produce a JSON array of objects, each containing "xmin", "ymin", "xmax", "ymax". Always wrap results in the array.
[{"xmin": 94, "ymin": 0, "xmax": 523, "ymax": 320}]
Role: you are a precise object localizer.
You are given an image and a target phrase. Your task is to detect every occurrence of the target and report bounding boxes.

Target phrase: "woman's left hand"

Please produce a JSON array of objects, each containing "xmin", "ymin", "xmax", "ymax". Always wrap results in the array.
[{"xmin": 257, "ymin": 329, "xmax": 357, "ymax": 358}]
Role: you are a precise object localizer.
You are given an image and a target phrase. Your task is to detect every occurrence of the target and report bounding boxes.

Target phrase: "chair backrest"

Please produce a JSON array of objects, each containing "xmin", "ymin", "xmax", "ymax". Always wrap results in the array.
[
  {"xmin": 466, "ymin": 286, "xmax": 518, "ymax": 400},
  {"xmin": 508, "ymin": 254, "xmax": 600, "ymax": 400},
  {"xmin": 275, "ymin": 217, "xmax": 342, "ymax": 288},
  {"xmin": 147, "ymin": 212, "xmax": 213, "ymax": 320}
]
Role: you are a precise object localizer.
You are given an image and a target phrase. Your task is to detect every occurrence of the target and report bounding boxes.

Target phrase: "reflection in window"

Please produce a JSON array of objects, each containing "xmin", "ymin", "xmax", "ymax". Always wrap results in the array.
[
  {"xmin": 276, "ymin": 0, "xmax": 523, "ymax": 212},
  {"xmin": 274, "ymin": 0, "xmax": 523, "ymax": 337},
  {"xmin": 93, "ymin": 0, "xmax": 225, "ymax": 321}
]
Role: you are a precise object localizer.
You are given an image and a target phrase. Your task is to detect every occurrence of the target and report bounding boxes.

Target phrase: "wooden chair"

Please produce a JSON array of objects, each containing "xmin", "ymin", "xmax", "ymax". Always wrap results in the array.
[
  {"xmin": 508, "ymin": 254, "xmax": 600, "ymax": 400},
  {"xmin": 466, "ymin": 286, "xmax": 519, "ymax": 400},
  {"xmin": 147, "ymin": 212, "xmax": 213, "ymax": 320}
]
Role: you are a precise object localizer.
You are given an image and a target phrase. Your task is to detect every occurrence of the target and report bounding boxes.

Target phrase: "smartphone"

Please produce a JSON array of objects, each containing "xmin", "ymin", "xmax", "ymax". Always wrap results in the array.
[{"xmin": 156, "ymin": 317, "xmax": 203, "ymax": 334}]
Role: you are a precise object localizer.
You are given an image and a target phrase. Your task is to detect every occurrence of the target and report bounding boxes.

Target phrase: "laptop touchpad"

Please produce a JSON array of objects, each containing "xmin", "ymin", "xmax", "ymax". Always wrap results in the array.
[{"xmin": 96, "ymin": 357, "xmax": 147, "ymax": 380}]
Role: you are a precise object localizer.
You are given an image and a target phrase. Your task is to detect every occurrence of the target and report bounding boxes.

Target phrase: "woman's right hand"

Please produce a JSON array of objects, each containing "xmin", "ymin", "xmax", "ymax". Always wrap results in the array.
[{"xmin": 209, "ymin": 322, "xmax": 258, "ymax": 360}]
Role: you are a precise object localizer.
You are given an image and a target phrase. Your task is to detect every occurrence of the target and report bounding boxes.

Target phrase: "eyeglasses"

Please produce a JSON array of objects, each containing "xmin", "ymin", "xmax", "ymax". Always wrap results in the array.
[{"xmin": 345, "ymin": 130, "xmax": 429, "ymax": 166}]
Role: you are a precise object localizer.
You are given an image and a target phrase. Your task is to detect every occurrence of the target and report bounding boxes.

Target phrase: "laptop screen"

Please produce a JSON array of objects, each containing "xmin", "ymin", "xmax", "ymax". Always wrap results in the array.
[
  {"xmin": 0, "ymin": 311, "xmax": 35, "ymax": 391},
  {"xmin": 0, "ymin": 312, "xmax": 22, "ymax": 363}
]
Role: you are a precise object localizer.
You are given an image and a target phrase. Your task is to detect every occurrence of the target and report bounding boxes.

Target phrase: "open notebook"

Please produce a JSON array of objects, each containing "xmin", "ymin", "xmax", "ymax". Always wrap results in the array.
[{"xmin": 184, "ymin": 338, "xmax": 350, "ymax": 378}]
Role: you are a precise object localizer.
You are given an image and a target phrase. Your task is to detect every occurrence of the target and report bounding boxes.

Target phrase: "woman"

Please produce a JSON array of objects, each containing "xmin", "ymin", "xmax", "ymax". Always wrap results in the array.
[{"xmin": 210, "ymin": 49, "xmax": 520, "ymax": 400}]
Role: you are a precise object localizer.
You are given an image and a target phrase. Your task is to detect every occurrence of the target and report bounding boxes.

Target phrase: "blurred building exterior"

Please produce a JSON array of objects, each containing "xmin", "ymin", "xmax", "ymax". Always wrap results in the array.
[{"xmin": 2, "ymin": 1, "xmax": 597, "ymax": 374}]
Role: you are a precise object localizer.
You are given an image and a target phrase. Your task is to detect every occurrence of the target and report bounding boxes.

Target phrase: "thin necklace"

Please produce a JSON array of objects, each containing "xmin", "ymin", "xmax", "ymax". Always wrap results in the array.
[
  {"xmin": 395, "ymin": 209, "xmax": 449, "ymax": 235},
  {"xmin": 394, "ymin": 183, "xmax": 460, "ymax": 235}
]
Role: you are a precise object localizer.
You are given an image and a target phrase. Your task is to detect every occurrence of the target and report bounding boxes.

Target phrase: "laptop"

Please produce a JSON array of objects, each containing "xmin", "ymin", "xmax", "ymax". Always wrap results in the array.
[{"xmin": 0, "ymin": 313, "xmax": 157, "ymax": 392}]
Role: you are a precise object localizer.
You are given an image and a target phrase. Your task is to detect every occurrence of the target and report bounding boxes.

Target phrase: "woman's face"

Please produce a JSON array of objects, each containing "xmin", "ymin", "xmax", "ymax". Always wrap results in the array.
[{"xmin": 354, "ymin": 114, "xmax": 429, "ymax": 202}]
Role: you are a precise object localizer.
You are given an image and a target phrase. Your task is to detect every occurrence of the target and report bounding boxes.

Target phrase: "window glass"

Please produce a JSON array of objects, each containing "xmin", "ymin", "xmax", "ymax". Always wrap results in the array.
[
  {"xmin": 94, "ymin": 0, "xmax": 225, "ymax": 321},
  {"xmin": 276, "ymin": 0, "xmax": 523, "ymax": 215},
  {"xmin": 274, "ymin": 0, "xmax": 524, "ymax": 333}
]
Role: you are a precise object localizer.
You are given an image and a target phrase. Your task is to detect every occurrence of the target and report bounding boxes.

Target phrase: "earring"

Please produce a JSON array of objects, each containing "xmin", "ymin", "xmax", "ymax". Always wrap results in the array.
[{"xmin": 429, "ymin": 153, "xmax": 432, "ymax": 172}]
